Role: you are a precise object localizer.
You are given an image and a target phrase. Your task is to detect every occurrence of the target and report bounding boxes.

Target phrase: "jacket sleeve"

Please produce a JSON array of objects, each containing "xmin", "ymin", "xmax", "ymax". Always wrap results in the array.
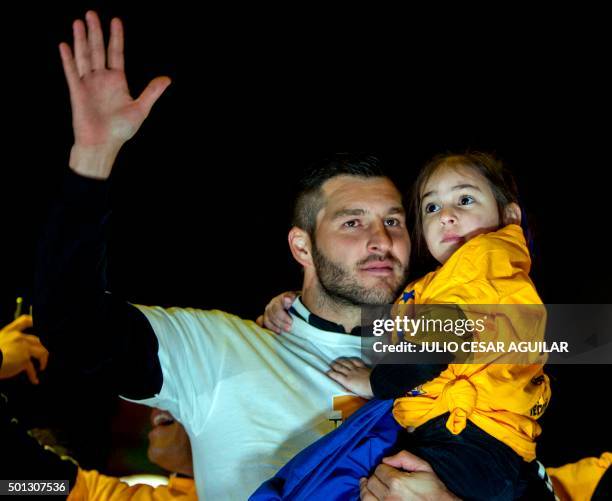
[{"xmin": 34, "ymin": 169, "xmax": 162, "ymax": 400}]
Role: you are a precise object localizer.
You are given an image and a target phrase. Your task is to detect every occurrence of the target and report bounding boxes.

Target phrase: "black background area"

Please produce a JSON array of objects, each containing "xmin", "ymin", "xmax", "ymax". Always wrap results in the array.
[{"xmin": 1, "ymin": 1, "xmax": 610, "ymax": 472}]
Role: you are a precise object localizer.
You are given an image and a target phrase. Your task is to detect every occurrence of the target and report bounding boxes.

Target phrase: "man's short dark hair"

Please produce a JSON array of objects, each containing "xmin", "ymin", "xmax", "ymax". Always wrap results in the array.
[{"xmin": 292, "ymin": 153, "xmax": 386, "ymax": 236}]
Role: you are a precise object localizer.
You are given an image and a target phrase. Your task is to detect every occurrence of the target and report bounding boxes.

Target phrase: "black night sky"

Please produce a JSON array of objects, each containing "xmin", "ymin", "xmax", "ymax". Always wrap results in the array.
[{"xmin": 1, "ymin": 1, "xmax": 610, "ymax": 469}]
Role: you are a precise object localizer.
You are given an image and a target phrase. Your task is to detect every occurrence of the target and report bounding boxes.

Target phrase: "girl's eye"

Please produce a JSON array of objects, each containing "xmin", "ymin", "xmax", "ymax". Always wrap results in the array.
[
  {"xmin": 460, "ymin": 195, "xmax": 475, "ymax": 206},
  {"xmin": 424, "ymin": 203, "xmax": 440, "ymax": 214}
]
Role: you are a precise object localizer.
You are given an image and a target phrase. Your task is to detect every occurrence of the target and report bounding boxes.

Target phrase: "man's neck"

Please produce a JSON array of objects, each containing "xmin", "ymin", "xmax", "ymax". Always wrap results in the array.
[{"xmin": 301, "ymin": 285, "xmax": 361, "ymax": 333}]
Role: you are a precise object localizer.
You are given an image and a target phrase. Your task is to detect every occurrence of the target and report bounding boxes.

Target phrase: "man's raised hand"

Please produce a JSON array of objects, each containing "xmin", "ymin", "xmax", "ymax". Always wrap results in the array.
[{"xmin": 60, "ymin": 11, "xmax": 171, "ymax": 179}]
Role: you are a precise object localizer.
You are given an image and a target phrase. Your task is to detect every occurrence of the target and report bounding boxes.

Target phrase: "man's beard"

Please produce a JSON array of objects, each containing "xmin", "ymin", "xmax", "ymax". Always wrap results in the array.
[{"xmin": 311, "ymin": 242, "xmax": 407, "ymax": 306}]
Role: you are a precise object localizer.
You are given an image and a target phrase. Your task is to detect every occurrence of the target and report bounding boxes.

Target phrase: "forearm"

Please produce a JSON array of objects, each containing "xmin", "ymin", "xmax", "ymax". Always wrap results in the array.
[
  {"xmin": 34, "ymin": 168, "xmax": 161, "ymax": 399},
  {"xmin": 370, "ymin": 362, "xmax": 449, "ymax": 400},
  {"xmin": 69, "ymin": 143, "xmax": 121, "ymax": 180},
  {"xmin": 35, "ymin": 168, "xmax": 112, "ymax": 358}
]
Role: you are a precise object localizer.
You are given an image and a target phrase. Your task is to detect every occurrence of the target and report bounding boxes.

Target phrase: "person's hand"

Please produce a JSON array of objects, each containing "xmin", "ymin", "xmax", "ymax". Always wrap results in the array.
[
  {"xmin": 328, "ymin": 358, "xmax": 373, "ymax": 399},
  {"xmin": 256, "ymin": 291, "xmax": 297, "ymax": 333},
  {"xmin": 359, "ymin": 450, "xmax": 460, "ymax": 500},
  {"xmin": 59, "ymin": 11, "xmax": 171, "ymax": 179},
  {"xmin": 0, "ymin": 315, "xmax": 49, "ymax": 385}
]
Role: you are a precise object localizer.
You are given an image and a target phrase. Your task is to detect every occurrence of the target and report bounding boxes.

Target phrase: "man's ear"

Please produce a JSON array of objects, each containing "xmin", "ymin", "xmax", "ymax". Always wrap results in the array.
[
  {"xmin": 288, "ymin": 227, "xmax": 313, "ymax": 268},
  {"xmin": 502, "ymin": 202, "xmax": 522, "ymax": 226}
]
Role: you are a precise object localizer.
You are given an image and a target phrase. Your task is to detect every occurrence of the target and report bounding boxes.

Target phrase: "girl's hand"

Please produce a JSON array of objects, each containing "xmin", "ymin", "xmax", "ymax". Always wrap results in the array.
[
  {"xmin": 256, "ymin": 291, "xmax": 298, "ymax": 334},
  {"xmin": 328, "ymin": 358, "xmax": 373, "ymax": 399}
]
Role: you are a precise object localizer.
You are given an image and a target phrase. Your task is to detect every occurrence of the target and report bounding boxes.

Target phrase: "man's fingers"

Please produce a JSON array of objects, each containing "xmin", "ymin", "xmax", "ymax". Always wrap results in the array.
[
  {"xmin": 59, "ymin": 43, "xmax": 81, "ymax": 92},
  {"xmin": 382, "ymin": 450, "xmax": 433, "ymax": 473},
  {"xmin": 85, "ymin": 11, "xmax": 106, "ymax": 70},
  {"xmin": 24, "ymin": 361, "xmax": 39, "ymax": 385},
  {"xmin": 1, "ymin": 315, "xmax": 33, "ymax": 333},
  {"xmin": 359, "ymin": 477, "xmax": 378, "ymax": 500},
  {"xmin": 364, "ymin": 471, "xmax": 389, "ymax": 499},
  {"xmin": 136, "ymin": 76, "xmax": 171, "ymax": 116},
  {"xmin": 73, "ymin": 19, "xmax": 91, "ymax": 76},
  {"xmin": 107, "ymin": 17, "xmax": 124, "ymax": 70},
  {"xmin": 255, "ymin": 315, "xmax": 264, "ymax": 327}
]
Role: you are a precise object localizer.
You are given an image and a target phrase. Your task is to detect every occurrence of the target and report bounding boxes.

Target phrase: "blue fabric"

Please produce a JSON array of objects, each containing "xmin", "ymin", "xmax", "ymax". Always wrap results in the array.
[{"xmin": 250, "ymin": 399, "xmax": 401, "ymax": 501}]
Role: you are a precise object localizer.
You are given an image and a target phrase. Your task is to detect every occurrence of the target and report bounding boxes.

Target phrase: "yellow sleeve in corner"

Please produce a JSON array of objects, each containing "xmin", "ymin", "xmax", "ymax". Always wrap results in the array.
[
  {"xmin": 68, "ymin": 469, "xmax": 197, "ymax": 501},
  {"xmin": 547, "ymin": 452, "xmax": 612, "ymax": 501}
]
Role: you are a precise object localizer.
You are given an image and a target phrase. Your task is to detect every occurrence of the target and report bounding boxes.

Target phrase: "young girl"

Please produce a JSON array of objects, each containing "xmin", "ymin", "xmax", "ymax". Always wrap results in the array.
[{"xmin": 251, "ymin": 153, "xmax": 552, "ymax": 500}]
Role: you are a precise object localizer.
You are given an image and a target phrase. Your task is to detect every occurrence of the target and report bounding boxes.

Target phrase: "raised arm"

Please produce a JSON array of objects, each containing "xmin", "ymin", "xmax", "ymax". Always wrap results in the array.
[
  {"xmin": 35, "ymin": 11, "xmax": 169, "ymax": 399},
  {"xmin": 60, "ymin": 11, "xmax": 170, "ymax": 179}
]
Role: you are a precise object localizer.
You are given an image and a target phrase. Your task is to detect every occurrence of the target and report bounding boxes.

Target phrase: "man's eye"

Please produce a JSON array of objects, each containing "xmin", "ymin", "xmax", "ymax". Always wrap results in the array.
[
  {"xmin": 459, "ymin": 195, "xmax": 475, "ymax": 206},
  {"xmin": 343, "ymin": 220, "xmax": 359, "ymax": 228},
  {"xmin": 424, "ymin": 203, "xmax": 440, "ymax": 214},
  {"xmin": 384, "ymin": 218, "xmax": 400, "ymax": 227}
]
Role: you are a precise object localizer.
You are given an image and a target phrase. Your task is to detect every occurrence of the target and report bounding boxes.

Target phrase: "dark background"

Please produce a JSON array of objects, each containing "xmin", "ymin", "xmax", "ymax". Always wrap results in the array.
[{"xmin": 1, "ymin": 1, "xmax": 610, "ymax": 474}]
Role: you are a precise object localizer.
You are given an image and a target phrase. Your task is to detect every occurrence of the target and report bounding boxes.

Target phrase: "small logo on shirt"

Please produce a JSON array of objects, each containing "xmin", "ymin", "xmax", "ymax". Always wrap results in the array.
[
  {"xmin": 529, "ymin": 397, "xmax": 549, "ymax": 417},
  {"xmin": 406, "ymin": 385, "xmax": 427, "ymax": 397},
  {"xmin": 330, "ymin": 395, "xmax": 368, "ymax": 427}
]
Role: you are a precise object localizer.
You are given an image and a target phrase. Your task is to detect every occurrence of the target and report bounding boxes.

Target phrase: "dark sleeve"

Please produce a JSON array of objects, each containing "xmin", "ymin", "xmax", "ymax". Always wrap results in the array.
[
  {"xmin": 371, "ymin": 303, "xmax": 470, "ymax": 399},
  {"xmin": 370, "ymin": 361, "xmax": 449, "ymax": 400},
  {"xmin": 34, "ymin": 169, "xmax": 161, "ymax": 400}
]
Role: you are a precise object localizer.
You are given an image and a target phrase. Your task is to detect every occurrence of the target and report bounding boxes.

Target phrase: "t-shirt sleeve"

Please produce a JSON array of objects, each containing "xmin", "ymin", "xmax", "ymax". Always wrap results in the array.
[{"xmin": 124, "ymin": 306, "xmax": 237, "ymax": 434}]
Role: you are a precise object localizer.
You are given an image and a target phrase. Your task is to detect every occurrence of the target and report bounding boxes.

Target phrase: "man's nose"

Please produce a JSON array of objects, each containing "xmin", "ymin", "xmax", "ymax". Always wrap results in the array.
[
  {"xmin": 439, "ymin": 208, "xmax": 457, "ymax": 225},
  {"xmin": 367, "ymin": 222, "xmax": 393, "ymax": 253}
]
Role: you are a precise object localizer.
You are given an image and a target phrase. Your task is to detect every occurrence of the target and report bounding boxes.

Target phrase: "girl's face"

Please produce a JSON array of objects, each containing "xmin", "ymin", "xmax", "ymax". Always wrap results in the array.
[{"xmin": 420, "ymin": 164, "xmax": 501, "ymax": 264}]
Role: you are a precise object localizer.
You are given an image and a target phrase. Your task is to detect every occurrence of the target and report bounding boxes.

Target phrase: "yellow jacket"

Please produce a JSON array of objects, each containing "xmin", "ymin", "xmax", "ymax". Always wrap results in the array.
[
  {"xmin": 68, "ymin": 470, "xmax": 197, "ymax": 501},
  {"xmin": 393, "ymin": 224, "xmax": 551, "ymax": 461}
]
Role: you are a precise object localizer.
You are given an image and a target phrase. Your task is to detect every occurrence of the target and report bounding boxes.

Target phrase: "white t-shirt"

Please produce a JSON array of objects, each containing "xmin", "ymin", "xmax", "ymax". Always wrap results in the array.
[{"xmin": 128, "ymin": 298, "xmax": 370, "ymax": 500}]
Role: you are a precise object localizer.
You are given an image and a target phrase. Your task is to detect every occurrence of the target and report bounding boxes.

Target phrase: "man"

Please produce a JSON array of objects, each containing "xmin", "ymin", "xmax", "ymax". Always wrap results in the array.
[{"xmin": 35, "ymin": 11, "xmax": 457, "ymax": 499}]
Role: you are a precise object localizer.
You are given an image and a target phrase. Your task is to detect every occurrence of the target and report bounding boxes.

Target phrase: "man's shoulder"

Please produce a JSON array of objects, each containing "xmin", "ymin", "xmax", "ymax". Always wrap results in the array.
[{"xmin": 132, "ymin": 304, "xmax": 274, "ymax": 341}]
